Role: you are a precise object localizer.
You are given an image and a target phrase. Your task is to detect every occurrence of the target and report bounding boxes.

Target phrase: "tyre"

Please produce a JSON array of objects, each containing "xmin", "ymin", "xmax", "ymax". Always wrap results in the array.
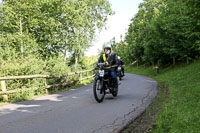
[
  {"xmin": 93, "ymin": 79, "xmax": 105, "ymax": 103},
  {"xmin": 119, "ymin": 71, "xmax": 123, "ymax": 80},
  {"xmin": 112, "ymin": 79, "xmax": 118, "ymax": 97},
  {"xmin": 119, "ymin": 76, "xmax": 122, "ymax": 81}
]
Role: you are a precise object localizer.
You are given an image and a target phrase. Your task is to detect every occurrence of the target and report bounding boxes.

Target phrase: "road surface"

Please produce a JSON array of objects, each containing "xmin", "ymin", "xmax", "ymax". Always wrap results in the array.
[{"xmin": 0, "ymin": 73, "xmax": 157, "ymax": 133}]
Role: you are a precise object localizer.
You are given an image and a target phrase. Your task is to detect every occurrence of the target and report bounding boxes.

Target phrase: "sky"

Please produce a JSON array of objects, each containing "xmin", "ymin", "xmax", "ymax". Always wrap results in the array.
[{"xmin": 85, "ymin": 0, "xmax": 143, "ymax": 57}]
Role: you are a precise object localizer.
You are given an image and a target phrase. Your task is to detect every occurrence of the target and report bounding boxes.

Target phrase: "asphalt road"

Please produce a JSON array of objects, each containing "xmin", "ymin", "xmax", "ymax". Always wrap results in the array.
[{"xmin": 0, "ymin": 73, "xmax": 157, "ymax": 133}]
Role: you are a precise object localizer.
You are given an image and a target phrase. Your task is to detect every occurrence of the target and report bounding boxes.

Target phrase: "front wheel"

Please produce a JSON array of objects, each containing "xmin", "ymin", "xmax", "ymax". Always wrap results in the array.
[{"xmin": 93, "ymin": 79, "xmax": 105, "ymax": 103}]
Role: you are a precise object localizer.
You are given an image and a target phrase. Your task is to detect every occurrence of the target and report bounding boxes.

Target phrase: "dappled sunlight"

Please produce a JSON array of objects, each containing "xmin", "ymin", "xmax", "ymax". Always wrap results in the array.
[
  {"xmin": 0, "ymin": 94, "xmax": 64, "ymax": 116},
  {"xmin": 70, "ymin": 89, "xmax": 76, "ymax": 91},
  {"xmin": 144, "ymin": 79, "xmax": 157, "ymax": 83},
  {"xmin": 72, "ymin": 96, "xmax": 79, "ymax": 99},
  {"xmin": 0, "ymin": 104, "xmax": 40, "ymax": 115},
  {"xmin": 34, "ymin": 94, "xmax": 63, "ymax": 102},
  {"xmin": 85, "ymin": 89, "xmax": 90, "ymax": 92}
]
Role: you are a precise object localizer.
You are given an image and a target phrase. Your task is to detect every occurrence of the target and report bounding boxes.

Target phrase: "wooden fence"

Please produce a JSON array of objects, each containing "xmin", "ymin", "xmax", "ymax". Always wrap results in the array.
[{"xmin": 0, "ymin": 70, "xmax": 95, "ymax": 101}]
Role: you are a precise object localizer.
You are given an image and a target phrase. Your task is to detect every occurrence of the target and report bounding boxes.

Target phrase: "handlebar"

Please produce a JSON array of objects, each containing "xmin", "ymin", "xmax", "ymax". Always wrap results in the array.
[
  {"xmin": 93, "ymin": 63, "xmax": 119, "ymax": 70},
  {"xmin": 97, "ymin": 62, "xmax": 106, "ymax": 66}
]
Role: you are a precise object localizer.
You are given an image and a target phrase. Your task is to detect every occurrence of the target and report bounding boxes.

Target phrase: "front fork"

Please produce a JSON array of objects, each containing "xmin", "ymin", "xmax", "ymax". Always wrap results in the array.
[
  {"xmin": 95, "ymin": 76, "xmax": 112, "ymax": 93},
  {"xmin": 95, "ymin": 75, "xmax": 104, "ymax": 90}
]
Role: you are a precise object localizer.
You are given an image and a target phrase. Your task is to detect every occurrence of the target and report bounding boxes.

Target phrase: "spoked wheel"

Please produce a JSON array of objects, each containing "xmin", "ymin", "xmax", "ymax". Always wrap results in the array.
[
  {"xmin": 112, "ymin": 79, "xmax": 118, "ymax": 97},
  {"xmin": 93, "ymin": 79, "xmax": 105, "ymax": 103}
]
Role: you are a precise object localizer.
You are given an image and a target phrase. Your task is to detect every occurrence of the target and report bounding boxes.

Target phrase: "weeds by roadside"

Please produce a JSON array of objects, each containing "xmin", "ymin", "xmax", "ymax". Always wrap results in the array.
[{"xmin": 121, "ymin": 61, "xmax": 200, "ymax": 133}]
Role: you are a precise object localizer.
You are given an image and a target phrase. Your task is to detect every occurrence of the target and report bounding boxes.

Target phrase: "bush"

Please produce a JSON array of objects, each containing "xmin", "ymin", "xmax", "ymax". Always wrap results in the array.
[{"xmin": 0, "ymin": 56, "xmax": 71, "ymax": 102}]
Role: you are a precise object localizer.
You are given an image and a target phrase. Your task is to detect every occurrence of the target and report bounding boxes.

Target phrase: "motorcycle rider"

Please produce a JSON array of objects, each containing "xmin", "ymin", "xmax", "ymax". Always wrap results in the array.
[
  {"xmin": 97, "ymin": 44, "xmax": 119, "ymax": 90},
  {"xmin": 117, "ymin": 56, "xmax": 125, "ymax": 76}
]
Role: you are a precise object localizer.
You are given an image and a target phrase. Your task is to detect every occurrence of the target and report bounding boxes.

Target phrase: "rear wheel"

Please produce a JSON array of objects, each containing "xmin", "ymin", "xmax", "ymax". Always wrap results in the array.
[
  {"xmin": 119, "ymin": 76, "xmax": 122, "ymax": 81},
  {"xmin": 119, "ymin": 71, "xmax": 122, "ymax": 80},
  {"xmin": 93, "ymin": 79, "xmax": 105, "ymax": 103},
  {"xmin": 112, "ymin": 79, "xmax": 118, "ymax": 97}
]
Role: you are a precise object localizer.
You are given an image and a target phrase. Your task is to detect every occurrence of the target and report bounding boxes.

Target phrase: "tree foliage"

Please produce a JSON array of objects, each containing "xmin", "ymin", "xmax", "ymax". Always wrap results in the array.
[
  {"xmin": 0, "ymin": 0, "xmax": 113, "ymax": 60},
  {"xmin": 113, "ymin": 0, "xmax": 200, "ymax": 66}
]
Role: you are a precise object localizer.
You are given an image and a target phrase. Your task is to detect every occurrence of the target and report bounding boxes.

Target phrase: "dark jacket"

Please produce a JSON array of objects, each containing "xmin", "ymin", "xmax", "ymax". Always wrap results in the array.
[
  {"xmin": 118, "ymin": 60, "xmax": 124, "ymax": 66},
  {"xmin": 98, "ymin": 53, "xmax": 119, "ymax": 68}
]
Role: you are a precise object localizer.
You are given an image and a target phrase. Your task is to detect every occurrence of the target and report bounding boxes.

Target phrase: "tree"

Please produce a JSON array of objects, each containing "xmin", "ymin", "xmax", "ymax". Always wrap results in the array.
[
  {"xmin": 0, "ymin": 0, "xmax": 113, "ymax": 66},
  {"xmin": 121, "ymin": 0, "xmax": 200, "ymax": 66}
]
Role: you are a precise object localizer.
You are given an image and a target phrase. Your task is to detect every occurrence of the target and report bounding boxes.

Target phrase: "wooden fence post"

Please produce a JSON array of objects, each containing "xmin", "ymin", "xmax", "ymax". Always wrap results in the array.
[
  {"xmin": 1, "ymin": 80, "xmax": 8, "ymax": 101},
  {"xmin": 44, "ymin": 78, "xmax": 48, "ymax": 94},
  {"xmin": 80, "ymin": 73, "xmax": 82, "ymax": 83}
]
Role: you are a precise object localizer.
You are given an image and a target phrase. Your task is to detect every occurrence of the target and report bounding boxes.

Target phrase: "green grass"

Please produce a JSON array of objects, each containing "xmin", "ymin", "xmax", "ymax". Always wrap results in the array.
[{"xmin": 125, "ymin": 61, "xmax": 200, "ymax": 133}]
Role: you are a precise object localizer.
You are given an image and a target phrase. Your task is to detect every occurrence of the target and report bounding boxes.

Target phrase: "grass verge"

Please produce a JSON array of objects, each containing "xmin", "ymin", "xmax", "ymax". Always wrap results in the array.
[{"xmin": 121, "ymin": 61, "xmax": 200, "ymax": 133}]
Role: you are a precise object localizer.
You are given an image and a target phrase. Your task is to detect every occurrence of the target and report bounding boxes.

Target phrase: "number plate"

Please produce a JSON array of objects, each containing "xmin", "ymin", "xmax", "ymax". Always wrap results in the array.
[{"xmin": 99, "ymin": 70, "xmax": 104, "ymax": 77}]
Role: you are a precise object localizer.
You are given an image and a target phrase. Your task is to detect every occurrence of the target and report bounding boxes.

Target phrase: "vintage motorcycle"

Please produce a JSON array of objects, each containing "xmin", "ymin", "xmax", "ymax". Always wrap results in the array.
[
  {"xmin": 93, "ymin": 63, "xmax": 118, "ymax": 103},
  {"xmin": 117, "ymin": 66, "xmax": 123, "ymax": 81}
]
